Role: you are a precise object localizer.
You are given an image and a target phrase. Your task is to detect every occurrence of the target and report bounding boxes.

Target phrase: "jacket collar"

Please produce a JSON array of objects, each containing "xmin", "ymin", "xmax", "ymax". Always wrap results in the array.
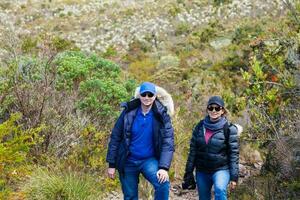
[
  {"xmin": 121, "ymin": 98, "xmax": 166, "ymax": 117},
  {"xmin": 134, "ymin": 86, "xmax": 174, "ymax": 116}
]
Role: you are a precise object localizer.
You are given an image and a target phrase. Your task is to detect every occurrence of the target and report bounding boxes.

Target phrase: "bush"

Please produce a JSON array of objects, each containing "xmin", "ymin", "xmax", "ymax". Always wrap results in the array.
[
  {"xmin": 0, "ymin": 56, "xmax": 43, "ymax": 117},
  {"xmin": 232, "ymin": 24, "xmax": 263, "ymax": 45},
  {"xmin": 21, "ymin": 36, "xmax": 38, "ymax": 54},
  {"xmin": 0, "ymin": 113, "xmax": 44, "ymax": 198},
  {"xmin": 51, "ymin": 36, "xmax": 77, "ymax": 52},
  {"xmin": 55, "ymin": 51, "xmax": 135, "ymax": 124},
  {"xmin": 124, "ymin": 39, "xmax": 151, "ymax": 62},
  {"xmin": 187, "ymin": 21, "xmax": 222, "ymax": 48},
  {"xmin": 241, "ymin": 37, "xmax": 298, "ymax": 139},
  {"xmin": 0, "ymin": 48, "xmax": 136, "ymax": 166},
  {"xmin": 101, "ymin": 45, "xmax": 118, "ymax": 58},
  {"xmin": 66, "ymin": 124, "xmax": 110, "ymax": 171},
  {"xmin": 158, "ymin": 55, "xmax": 180, "ymax": 69},
  {"xmin": 128, "ymin": 57, "xmax": 157, "ymax": 82},
  {"xmin": 23, "ymin": 168, "xmax": 104, "ymax": 200},
  {"xmin": 213, "ymin": 0, "xmax": 232, "ymax": 6},
  {"xmin": 167, "ymin": 3, "xmax": 181, "ymax": 17},
  {"xmin": 175, "ymin": 22, "xmax": 191, "ymax": 36}
]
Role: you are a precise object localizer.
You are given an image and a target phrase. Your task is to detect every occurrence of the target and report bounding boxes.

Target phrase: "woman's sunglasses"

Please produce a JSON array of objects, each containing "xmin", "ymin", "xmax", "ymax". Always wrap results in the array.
[
  {"xmin": 140, "ymin": 92, "xmax": 154, "ymax": 98},
  {"xmin": 207, "ymin": 106, "xmax": 222, "ymax": 112}
]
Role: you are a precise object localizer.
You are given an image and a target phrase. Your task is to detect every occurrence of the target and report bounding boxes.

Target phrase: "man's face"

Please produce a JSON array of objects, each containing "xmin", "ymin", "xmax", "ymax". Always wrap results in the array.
[{"xmin": 140, "ymin": 92, "xmax": 156, "ymax": 107}]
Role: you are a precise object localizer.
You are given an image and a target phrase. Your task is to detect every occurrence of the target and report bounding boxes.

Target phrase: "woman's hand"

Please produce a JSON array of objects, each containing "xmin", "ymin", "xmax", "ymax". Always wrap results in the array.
[
  {"xmin": 229, "ymin": 181, "xmax": 237, "ymax": 190},
  {"xmin": 156, "ymin": 169, "xmax": 169, "ymax": 183},
  {"xmin": 107, "ymin": 168, "xmax": 116, "ymax": 179}
]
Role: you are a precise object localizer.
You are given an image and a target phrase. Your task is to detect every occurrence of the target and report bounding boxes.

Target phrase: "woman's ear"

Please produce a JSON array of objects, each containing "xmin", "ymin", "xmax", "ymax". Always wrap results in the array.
[{"xmin": 221, "ymin": 109, "xmax": 225, "ymax": 115}]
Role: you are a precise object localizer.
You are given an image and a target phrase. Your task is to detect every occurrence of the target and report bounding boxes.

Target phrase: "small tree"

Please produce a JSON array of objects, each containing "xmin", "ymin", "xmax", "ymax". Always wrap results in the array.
[{"xmin": 241, "ymin": 37, "xmax": 298, "ymax": 140}]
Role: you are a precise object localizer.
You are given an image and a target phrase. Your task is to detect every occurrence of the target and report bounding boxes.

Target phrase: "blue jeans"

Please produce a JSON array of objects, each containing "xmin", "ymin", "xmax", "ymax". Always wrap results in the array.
[
  {"xmin": 196, "ymin": 170, "xmax": 230, "ymax": 200},
  {"xmin": 119, "ymin": 157, "xmax": 170, "ymax": 200}
]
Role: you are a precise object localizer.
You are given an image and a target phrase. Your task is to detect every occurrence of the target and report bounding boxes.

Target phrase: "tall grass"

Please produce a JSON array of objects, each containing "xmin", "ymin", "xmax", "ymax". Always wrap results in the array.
[{"xmin": 23, "ymin": 168, "xmax": 103, "ymax": 200}]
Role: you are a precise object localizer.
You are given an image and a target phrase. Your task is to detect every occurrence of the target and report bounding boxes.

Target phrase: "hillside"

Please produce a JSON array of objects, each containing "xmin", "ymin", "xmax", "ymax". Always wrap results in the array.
[
  {"xmin": 0, "ymin": 0, "xmax": 288, "ymax": 54},
  {"xmin": 0, "ymin": 0, "xmax": 299, "ymax": 199}
]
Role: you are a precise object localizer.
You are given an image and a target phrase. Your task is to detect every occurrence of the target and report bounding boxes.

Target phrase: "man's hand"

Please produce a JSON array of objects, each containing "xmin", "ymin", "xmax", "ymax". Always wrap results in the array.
[
  {"xmin": 107, "ymin": 168, "xmax": 116, "ymax": 179},
  {"xmin": 229, "ymin": 181, "xmax": 237, "ymax": 190},
  {"xmin": 156, "ymin": 169, "xmax": 169, "ymax": 183}
]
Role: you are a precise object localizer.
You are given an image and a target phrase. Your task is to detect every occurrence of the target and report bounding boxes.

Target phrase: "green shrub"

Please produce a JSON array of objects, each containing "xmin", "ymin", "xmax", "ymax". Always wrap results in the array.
[
  {"xmin": 66, "ymin": 125, "xmax": 108, "ymax": 170},
  {"xmin": 21, "ymin": 36, "xmax": 38, "ymax": 54},
  {"xmin": 128, "ymin": 57, "xmax": 158, "ymax": 82},
  {"xmin": 241, "ymin": 37, "xmax": 298, "ymax": 139},
  {"xmin": 64, "ymin": 124, "xmax": 123, "ymax": 195},
  {"xmin": 158, "ymin": 55, "xmax": 180, "ymax": 69},
  {"xmin": 51, "ymin": 36, "xmax": 77, "ymax": 52},
  {"xmin": 124, "ymin": 39, "xmax": 151, "ymax": 62},
  {"xmin": 20, "ymin": 35, "xmax": 77, "ymax": 56},
  {"xmin": 102, "ymin": 45, "xmax": 118, "ymax": 58},
  {"xmin": 0, "ymin": 2, "xmax": 11, "ymax": 10},
  {"xmin": 0, "ymin": 48, "xmax": 136, "ymax": 164},
  {"xmin": 0, "ymin": 55, "xmax": 51, "ymax": 127},
  {"xmin": 212, "ymin": 52, "xmax": 247, "ymax": 72},
  {"xmin": 55, "ymin": 51, "xmax": 121, "ymax": 90},
  {"xmin": 0, "ymin": 113, "xmax": 44, "ymax": 197},
  {"xmin": 55, "ymin": 51, "xmax": 135, "ymax": 124},
  {"xmin": 286, "ymin": 1, "xmax": 300, "ymax": 30},
  {"xmin": 232, "ymin": 24, "xmax": 263, "ymax": 45},
  {"xmin": 78, "ymin": 79, "xmax": 128, "ymax": 122},
  {"xmin": 213, "ymin": 0, "xmax": 232, "ymax": 6},
  {"xmin": 167, "ymin": 4, "xmax": 181, "ymax": 17},
  {"xmin": 55, "ymin": 51, "xmax": 94, "ymax": 90},
  {"xmin": 188, "ymin": 21, "xmax": 221, "ymax": 48},
  {"xmin": 175, "ymin": 22, "xmax": 191, "ymax": 36}
]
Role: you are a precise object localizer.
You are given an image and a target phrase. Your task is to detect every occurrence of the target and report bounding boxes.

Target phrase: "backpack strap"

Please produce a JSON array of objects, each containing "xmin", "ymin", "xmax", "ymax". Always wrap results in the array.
[
  {"xmin": 199, "ymin": 120, "xmax": 231, "ymax": 141},
  {"xmin": 223, "ymin": 122, "xmax": 230, "ymax": 144}
]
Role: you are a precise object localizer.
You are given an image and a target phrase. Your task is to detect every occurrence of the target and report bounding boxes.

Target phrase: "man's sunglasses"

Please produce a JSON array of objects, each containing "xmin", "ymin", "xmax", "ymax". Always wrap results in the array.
[
  {"xmin": 207, "ymin": 106, "xmax": 222, "ymax": 112},
  {"xmin": 140, "ymin": 92, "xmax": 154, "ymax": 98}
]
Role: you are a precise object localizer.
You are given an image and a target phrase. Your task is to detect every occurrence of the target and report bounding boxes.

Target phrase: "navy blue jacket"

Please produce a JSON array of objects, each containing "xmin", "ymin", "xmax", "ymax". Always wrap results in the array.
[
  {"xmin": 106, "ymin": 98, "xmax": 174, "ymax": 172},
  {"xmin": 184, "ymin": 121, "xmax": 239, "ymax": 181}
]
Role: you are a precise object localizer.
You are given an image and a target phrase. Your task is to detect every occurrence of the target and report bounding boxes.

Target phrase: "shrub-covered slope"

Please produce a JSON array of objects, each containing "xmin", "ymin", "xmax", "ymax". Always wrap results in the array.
[{"xmin": 0, "ymin": 0, "xmax": 299, "ymax": 199}]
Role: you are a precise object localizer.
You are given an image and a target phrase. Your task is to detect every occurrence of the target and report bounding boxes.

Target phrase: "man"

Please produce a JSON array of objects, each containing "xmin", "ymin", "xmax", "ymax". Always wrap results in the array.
[{"xmin": 106, "ymin": 82, "xmax": 174, "ymax": 200}]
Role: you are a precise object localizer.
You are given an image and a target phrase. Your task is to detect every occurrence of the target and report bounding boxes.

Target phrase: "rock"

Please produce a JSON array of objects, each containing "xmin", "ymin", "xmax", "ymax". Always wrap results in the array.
[
  {"xmin": 170, "ymin": 183, "xmax": 198, "ymax": 200},
  {"xmin": 103, "ymin": 191, "xmax": 123, "ymax": 200},
  {"xmin": 251, "ymin": 150, "xmax": 263, "ymax": 165},
  {"xmin": 239, "ymin": 163, "xmax": 248, "ymax": 177},
  {"xmin": 240, "ymin": 144, "xmax": 263, "ymax": 165},
  {"xmin": 254, "ymin": 162, "xmax": 263, "ymax": 170},
  {"xmin": 209, "ymin": 38, "xmax": 232, "ymax": 50}
]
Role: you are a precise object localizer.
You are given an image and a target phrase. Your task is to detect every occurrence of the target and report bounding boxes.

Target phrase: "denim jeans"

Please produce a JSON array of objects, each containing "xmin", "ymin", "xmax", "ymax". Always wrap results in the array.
[
  {"xmin": 119, "ymin": 157, "xmax": 170, "ymax": 200},
  {"xmin": 196, "ymin": 169, "xmax": 230, "ymax": 200}
]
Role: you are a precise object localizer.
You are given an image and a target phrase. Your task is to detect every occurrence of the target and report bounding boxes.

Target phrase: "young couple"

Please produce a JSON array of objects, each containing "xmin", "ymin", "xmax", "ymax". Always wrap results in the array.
[{"xmin": 106, "ymin": 82, "xmax": 239, "ymax": 200}]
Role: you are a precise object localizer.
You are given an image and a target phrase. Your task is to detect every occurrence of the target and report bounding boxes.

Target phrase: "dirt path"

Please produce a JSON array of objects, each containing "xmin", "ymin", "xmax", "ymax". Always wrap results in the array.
[{"xmin": 103, "ymin": 183, "xmax": 199, "ymax": 200}]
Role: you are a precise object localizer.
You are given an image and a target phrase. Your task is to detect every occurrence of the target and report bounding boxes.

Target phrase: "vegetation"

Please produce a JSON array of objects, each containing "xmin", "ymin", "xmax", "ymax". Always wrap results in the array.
[
  {"xmin": 0, "ymin": 0, "xmax": 299, "ymax": 199},
  {"xmin": 0, "ymin": 113, "xmax": 44, "ymax": 199},
  {"xmin": 23, "ymin": 168, "xmax": 103, "ymax": 200}
]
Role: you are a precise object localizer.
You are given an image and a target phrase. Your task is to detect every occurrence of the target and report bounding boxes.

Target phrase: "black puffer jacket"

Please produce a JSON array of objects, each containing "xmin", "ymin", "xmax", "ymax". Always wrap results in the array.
[{"xmin": 184, "ymin": 120, "xmax": 239, "ymax": 182}]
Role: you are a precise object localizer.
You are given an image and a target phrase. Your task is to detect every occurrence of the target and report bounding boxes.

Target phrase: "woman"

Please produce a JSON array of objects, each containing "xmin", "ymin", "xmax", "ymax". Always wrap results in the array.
[{"xmin": 182, "ymin": 96, "xmax": 239, "ymax": 200}]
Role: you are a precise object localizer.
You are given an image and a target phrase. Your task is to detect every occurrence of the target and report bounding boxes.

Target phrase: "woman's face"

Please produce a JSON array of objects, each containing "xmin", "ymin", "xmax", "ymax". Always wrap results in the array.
[{"xmin": 207, "ymin": 104, "xmax": 224, "ymax": 121}]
